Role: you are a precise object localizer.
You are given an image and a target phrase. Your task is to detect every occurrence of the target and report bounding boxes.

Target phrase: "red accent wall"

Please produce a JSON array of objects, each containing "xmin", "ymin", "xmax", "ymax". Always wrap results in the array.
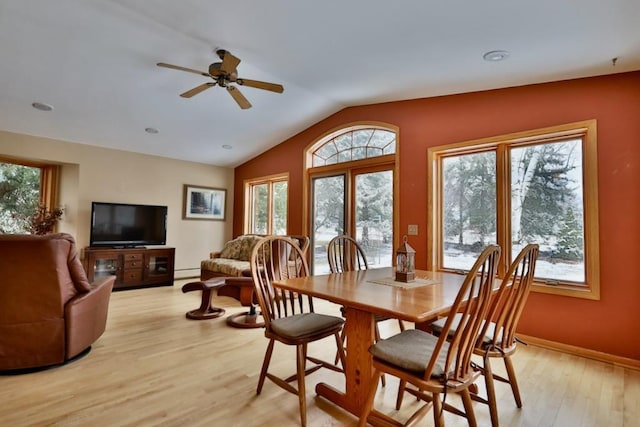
[{"xmin": 235, "ymin": 71, "xmax": 640, "ymax": 360}]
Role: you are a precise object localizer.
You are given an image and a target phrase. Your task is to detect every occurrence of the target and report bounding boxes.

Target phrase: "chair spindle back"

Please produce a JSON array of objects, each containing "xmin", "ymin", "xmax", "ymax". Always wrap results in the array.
[
  {"xmin": 482, "ymin": 244, "xmax": 539, "ymax": 351},
  {"xmin": 250, "ymin": 236, "xmax": 313, "ymax": 330},
  {"xmin": 327, "ymin": 235, "xmax": 368, "ymax": 273},
  {"xmin": 427, "ymin": 245, "xmax": 501, "ymax": 382}
]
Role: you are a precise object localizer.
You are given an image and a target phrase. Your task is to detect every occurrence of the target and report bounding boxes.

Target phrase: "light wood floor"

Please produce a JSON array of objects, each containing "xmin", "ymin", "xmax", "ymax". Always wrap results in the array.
[{"xmin": 1, "ymin": 280, "xmax": 639, "ymax": 427}]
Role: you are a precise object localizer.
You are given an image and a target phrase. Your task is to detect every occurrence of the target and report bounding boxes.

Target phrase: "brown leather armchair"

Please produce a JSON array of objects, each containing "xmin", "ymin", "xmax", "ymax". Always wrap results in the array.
[{"xmin": 0, "ymin": 233, "xmax": 115, "ymax": 371}]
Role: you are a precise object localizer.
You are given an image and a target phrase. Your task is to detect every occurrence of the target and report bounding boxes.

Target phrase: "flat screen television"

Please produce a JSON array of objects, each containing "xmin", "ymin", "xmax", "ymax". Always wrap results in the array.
[{"xmin": 90, "ymin": 202, "xmax": 167, "ymax": 248}]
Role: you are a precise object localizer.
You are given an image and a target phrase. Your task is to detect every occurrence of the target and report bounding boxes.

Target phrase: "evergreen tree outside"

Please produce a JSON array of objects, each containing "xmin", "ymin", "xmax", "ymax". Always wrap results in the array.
[
  {"xmin": 514, "ymin": 141, "xmax": 580, "ymax": 244},
  {"xmin": 555, "ymin": 207, "xmax": 584, "ymax": 261},
  {"xmin": 465, "ymin": 152, "xmax": 496, "ymax": 246},
  {"xmin": 443, "ymin": 155, "xmax": 473, "ymax": 245},
  {"xmin": 355, "ymin": 171, "xmax": 392, "ymax": 247},
  {"xmin": 313, "ymin": 175, "xmax": 345, "ymax": 235},
  {"xmin": 443, "ymin": 152, "xmax": 496, "ymax": 251}
]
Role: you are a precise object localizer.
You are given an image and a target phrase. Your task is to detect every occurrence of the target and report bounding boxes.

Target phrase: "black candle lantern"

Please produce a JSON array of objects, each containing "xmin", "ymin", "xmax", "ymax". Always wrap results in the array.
[{"xmin": 395, "ymin": 235, "xmax": 415, "ymax": 282}]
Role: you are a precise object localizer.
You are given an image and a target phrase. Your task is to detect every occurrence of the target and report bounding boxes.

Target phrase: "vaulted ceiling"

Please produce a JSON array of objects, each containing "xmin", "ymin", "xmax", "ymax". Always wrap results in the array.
[{"xmin": 1, "ymin": 0, "xmax": 639, "ymax": 167}]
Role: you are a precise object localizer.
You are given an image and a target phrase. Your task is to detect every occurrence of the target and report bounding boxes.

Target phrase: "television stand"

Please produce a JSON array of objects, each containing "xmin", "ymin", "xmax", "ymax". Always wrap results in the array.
[{"xmin": 82, "ymin": 246, "xmax": 175, "ymax": 290}]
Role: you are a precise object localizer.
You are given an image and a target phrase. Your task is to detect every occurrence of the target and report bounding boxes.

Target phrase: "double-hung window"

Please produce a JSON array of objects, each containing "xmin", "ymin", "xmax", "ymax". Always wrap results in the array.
[
  {"xmin": 428, "ymin": 120, "xmax": 599, "ymax": 299},
  {"xmin": 245, "ymin": 174, "xmax": 288, "ymax": 235}
]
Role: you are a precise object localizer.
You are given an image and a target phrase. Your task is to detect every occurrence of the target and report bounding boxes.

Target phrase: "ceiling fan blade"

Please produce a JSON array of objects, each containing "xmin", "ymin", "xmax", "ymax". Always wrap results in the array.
[
  {"xmin": 220, "ymin": 50, "xmax": 241, "ymax": 74},
  {"xmin": 157, "ymin": 62, "xmax": 210, "ymax": 77},
  {"xmin": 180, "ymin": 82, "xmax": 215, "ymax": 98},
  {"xmin": 208, "ymin": 63, "xmax": 224, "ymax": 76},
  {"xmin": 226, "ymin": 85, "xmax": 252, "ymax": 109},
  {"xmin": 237, "ymin": 78, "xmax": 284, "ymax": 93}
]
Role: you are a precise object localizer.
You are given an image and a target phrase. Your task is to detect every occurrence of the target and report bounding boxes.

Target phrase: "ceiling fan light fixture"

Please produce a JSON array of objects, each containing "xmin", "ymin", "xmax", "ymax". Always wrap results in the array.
[
  {"xmin": 157, "ymin": 49, "xmax": 283, "ymax": 110},
  {"xmin": 483, "ymin": 50, "xmax": 510, "ymax": 62}
]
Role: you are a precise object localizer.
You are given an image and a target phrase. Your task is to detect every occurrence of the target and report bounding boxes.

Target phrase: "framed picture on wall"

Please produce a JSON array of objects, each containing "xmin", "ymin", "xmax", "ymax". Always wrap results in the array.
[{"xmin": 183, "ymin": 184, "xmax": 226, "ymax": 221}]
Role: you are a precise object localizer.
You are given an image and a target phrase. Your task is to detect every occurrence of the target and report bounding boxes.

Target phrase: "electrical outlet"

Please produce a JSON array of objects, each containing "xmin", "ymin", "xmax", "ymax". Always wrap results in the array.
[{"xmin": 408, "ymin": 224, "xmax": 418, "ymax": 235}]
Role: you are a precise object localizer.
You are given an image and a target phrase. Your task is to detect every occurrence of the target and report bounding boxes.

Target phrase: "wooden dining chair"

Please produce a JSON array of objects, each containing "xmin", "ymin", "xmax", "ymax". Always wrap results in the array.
[
  {"xmin": 358, "ymin": 245, "xmax": 501, "ymax": 427},
  {"xmin": 424, "ymin": 243, "xmax": 539, "ymax": 426},
  {"xmin": 327, "ymin": 234, "xmax": 369, "ymax": 273},
  {"xmin": 251, "ymin": 235, "xmax": 346, "ymax": 427},
  {"xmin": 327, "ymin": 234, "xmax": 405, "ymax": 385}
]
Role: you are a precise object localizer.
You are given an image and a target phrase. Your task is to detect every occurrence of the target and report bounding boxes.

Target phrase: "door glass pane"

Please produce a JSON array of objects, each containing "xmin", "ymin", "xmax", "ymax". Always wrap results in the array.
[
  {"xmin": 272, "ymin": 181, "xmax": 288, "ymax": 235},
  {"xmin": 355, "ymin": 170, "xmax": 393, "ymax": 268},
  {"xmin": 312, "ymin": 175, "xmax": 345, "ymax": 274},
  {"xmin": 442, "ymin": 152, "xmax": 497, "ymax": 271},
  {"xmin": 510, "ymin": 139, "xmax": 584, "ymax": 282},
  {"xmin": 251, "ymin": 184, "xmax": 268, "ymax": 234},
  {"xmin": 94, "ymin": 258, "xmax": 118, "ymax": 279}
]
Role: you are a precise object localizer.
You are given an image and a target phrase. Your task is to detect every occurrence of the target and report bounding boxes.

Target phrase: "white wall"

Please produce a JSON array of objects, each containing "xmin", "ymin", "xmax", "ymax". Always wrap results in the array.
[{"xmin": 0, "ymin": 130, "xmax": 234, "ymax": 279}]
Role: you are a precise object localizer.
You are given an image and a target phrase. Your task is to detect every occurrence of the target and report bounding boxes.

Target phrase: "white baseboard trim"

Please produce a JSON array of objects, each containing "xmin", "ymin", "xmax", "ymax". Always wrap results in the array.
[{"xmin": 173, "ymin": 267, "xmax": 200, "ymax": 280}]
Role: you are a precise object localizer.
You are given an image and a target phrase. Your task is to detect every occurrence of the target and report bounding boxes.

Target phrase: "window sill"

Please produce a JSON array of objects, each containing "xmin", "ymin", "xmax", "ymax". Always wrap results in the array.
[{"xmin": 531, "ymin": 282, "xmax": 600, "ymax": 300}]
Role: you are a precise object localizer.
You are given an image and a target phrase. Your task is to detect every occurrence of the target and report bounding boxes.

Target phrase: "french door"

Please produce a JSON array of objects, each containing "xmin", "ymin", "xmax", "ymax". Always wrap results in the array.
[{"xmin": 311, "ymin": 167, "xmax": 393, "ymax": 274}]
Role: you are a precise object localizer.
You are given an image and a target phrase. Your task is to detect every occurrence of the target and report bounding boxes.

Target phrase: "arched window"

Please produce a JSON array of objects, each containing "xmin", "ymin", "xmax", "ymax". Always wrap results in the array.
[{"xmin": 311, "ymin": 128, "xmax": 396, "ymax": 167}]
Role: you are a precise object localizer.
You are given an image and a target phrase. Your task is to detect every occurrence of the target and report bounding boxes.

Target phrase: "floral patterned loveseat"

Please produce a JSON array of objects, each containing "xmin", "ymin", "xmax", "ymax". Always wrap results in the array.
[{"xmin": 200, "ymin": 234, "xmax": 309, "ymax": 280}]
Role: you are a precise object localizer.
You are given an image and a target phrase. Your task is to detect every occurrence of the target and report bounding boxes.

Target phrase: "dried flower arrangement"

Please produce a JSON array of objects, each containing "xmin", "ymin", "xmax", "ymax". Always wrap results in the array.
[{"xmin": 14, "ymin": 205, "xmax": 64, "ymax": 235}]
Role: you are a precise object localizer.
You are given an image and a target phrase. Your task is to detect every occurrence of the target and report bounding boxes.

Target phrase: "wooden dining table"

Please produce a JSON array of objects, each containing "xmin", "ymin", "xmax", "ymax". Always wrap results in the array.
[{"xmin": 272, "ymin": 267, "xmax": 468, "ymax": 423}]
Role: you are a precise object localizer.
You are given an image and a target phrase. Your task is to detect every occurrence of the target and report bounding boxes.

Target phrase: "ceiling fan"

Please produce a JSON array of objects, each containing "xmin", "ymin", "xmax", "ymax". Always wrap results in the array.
[{"xmin": 157, "ymin": 49, "xmax": 284, "ymax": 109}]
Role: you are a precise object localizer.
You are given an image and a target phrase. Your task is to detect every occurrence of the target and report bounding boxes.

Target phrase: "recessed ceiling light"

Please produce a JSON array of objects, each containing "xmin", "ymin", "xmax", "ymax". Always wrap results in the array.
[
  {"xmin": 145, "ymin": 127, "xmax": 159, "ymax": 134},
  {"xmin": 32, "ymin": 102, "xmax": 54, "ymax": 111},
  {"xmin": 222, "ymin": 144, "xmax": 233, "ymax": 150},
  {"xmin": 483, "ymin": 50, "xmax": 510, "ymax": 62}
]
